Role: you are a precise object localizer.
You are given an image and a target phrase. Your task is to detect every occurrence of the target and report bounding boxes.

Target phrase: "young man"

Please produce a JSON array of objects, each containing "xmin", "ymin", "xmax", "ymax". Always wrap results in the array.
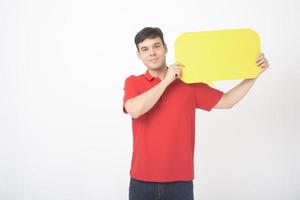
[{"xmin": 123, "ymin": 27, "xmax": 269, "ymax": 200}]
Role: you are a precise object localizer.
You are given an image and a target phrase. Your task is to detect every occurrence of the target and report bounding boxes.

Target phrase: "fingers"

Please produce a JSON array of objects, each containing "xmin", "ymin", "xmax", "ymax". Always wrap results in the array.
[
  {"xmin": 171, "ymin": 62, "xmax": 185, "ymax": 68},
  {"xmin": 256, "ymin": 53, "xmax": 269, "ymax": 68},
  {"xmin": 174, "ymin": 62, "xmax": 185, "ymax": 67},
  {"xmin": 169, "ymin": 63, "xmax": 182, "ymax": 79},
  {"xmin": 174, "ymin": 67, "xmax": 181, "ymax": 78},
  {"xmin": 255, "ymin": 53, "xmax": 269, "ymax": 77},
  {"xmin": 256, "ymin": 53, "xmax": 264, "ymax": 63}
]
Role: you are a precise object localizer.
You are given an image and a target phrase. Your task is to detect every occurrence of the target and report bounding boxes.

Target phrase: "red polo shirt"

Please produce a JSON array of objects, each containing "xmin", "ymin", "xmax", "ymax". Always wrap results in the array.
[{"xmin": 123, "ymin": 70, "xmax": 224, "ymax": 182}]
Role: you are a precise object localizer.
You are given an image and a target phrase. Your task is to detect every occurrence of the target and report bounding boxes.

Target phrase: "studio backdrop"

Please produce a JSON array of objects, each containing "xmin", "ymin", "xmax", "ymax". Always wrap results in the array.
[{"xmin": 0, "ymin": 0, "xmax": 299, "ymax": 199}]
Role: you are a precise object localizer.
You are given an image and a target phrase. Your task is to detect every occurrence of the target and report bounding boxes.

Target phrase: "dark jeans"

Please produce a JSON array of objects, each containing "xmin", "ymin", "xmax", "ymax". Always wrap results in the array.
[{"xmin": 129, "ymin": 177, "xmax": 194, "ymax": 200}]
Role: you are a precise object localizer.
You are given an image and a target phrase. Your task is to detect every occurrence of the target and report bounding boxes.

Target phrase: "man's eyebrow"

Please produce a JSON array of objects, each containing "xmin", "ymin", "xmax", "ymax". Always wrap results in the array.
[
  {"xmin": 140, "ymin": 46, "xmax": 148, "ymax": 49},
  {"xmin": 139, "ymin": 42, "xmax": 162, "ymax": 50}
]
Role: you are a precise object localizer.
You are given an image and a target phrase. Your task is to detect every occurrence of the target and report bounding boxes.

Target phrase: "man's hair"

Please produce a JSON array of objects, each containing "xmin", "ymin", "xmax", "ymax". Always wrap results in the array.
[{"xmin": 134, "ymin": 27, "xmax": 166, "ymax": 51}]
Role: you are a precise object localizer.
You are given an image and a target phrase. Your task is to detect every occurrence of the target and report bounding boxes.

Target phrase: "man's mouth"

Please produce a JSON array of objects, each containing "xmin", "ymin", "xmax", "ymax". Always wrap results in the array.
[{"xmin": 149, "ymin": 58, "xmax": 159, "ymax": 62}]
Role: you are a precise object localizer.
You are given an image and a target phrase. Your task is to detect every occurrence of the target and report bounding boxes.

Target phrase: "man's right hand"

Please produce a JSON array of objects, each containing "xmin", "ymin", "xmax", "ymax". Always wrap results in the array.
[
  {"xmin": 164, "ymin": 63, "xmax": 184, "ymax": 83},
  {"xmin": 125, "ymin": 63, "xmax": 184, "ymax": 118}
]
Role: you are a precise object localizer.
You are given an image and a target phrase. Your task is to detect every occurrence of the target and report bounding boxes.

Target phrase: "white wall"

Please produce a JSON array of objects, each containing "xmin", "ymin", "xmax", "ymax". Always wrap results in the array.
[{"xmin": 0, "ymin": 0, "xmax": 299, "ymax": 199}]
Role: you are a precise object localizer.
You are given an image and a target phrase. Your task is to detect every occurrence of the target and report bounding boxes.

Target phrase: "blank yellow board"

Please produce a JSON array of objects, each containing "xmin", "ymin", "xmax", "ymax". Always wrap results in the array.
[{"xmin": 174, "ymin": 28, "xmax": 261, "ymax": 84}]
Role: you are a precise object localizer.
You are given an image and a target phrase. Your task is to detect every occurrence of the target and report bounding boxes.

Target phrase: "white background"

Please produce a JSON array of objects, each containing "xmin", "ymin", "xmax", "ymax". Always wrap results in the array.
[{"xmin": 1, "ymin": 0, "xmax": 299, "ymax": 199}]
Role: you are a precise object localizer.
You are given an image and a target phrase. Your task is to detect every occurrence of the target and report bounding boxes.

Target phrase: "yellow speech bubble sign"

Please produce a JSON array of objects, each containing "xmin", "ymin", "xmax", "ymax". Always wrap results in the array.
[{"xmin": 174, "ymin": 28, "xmax": 261, "ymax": 84}]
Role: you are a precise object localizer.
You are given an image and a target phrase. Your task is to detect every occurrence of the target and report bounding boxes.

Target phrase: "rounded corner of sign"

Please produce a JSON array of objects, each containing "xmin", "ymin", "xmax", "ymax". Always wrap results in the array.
[
  {"xmin": 175, "ymin": 32, "xmax": 188, "ymax": 44},
  {"xmin": 246, "ymin": 28, "xmax": 260, "ymax": 39}
]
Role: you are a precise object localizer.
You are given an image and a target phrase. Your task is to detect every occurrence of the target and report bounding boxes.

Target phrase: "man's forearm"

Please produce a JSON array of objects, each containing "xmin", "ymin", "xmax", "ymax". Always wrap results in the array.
[
  {"xmin": 125, "ymin": 79, "xmax": 171, "ymax": 118},
  {"xmin": 225, "ymin": 78, "xmax": 257, "ymax": 107}
]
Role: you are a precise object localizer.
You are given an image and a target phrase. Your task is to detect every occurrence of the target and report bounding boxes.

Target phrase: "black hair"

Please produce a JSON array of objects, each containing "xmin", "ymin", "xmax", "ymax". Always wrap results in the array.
[{"xmin": 134, "ymin": 27, "xmax": 166, "ymax": 51}]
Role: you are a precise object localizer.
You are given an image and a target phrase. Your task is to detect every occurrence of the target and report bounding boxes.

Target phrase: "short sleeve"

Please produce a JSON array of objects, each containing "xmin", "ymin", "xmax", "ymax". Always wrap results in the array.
[
  {"xmin": 193, "ymin": 83, "xmax": 224, "ymax": 111},
  {"xmin": 123, "ymin": 76, "xmax": 139, "ymax": 113}
]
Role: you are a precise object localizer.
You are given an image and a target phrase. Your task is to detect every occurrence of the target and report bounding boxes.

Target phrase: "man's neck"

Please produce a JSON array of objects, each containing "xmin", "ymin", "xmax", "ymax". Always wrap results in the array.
[{"xmin": 148, "ymin": 65, "xmax": 168, "ymax": 80}]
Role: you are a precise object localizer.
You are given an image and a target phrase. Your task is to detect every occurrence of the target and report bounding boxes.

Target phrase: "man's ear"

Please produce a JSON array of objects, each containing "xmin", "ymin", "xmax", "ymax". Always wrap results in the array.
[{"xmin": 164, "ymin": 44, "xmax": 168, "ymax": 53}]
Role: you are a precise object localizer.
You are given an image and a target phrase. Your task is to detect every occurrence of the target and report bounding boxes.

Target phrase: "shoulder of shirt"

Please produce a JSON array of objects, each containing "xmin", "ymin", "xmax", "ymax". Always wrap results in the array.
[{"xmin": 125, "ymin": 74, "xmax": 145, "ymax": 82}]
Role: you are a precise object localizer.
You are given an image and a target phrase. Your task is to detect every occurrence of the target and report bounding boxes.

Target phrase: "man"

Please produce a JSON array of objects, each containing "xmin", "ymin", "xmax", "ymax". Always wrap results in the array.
[{"xmin": 123, "ymin": 27, "xmax": 269, "ymax": 200}]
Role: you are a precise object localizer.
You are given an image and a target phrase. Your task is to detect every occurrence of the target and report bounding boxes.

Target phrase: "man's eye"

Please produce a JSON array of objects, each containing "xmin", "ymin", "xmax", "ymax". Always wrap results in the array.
[
  {"xmin": 154, "ymin": 45, "xmax": 160, "ymax": 48},
  {"xmin": 142, "ymin": 49, "xmax": 147, "ymax": 52}
]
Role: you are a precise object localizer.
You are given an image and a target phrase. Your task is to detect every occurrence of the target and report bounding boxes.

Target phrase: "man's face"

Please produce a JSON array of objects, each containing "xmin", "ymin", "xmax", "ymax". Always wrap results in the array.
[{"xmin": 137, "ymin": 37, "xmax": 167, "ymax": 71}]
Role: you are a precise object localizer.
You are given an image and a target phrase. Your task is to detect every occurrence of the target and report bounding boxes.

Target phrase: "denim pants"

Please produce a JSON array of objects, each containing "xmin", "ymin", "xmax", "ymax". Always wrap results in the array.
[{"xmin": 129, "ymin": 177, "xmax": 194, "ymax": 200}]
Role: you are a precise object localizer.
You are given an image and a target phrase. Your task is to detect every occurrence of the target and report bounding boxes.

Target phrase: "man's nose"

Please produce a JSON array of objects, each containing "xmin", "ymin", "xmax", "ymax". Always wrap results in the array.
[{"xmin": 149, "ymin": 48, "xmax": 156, "ymax": 56}]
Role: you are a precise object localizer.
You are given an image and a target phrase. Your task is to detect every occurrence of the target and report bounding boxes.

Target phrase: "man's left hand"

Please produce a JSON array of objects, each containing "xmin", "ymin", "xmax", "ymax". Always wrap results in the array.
[{"xmin": 256, "ymin": 53, "xmax": 269, "ymax": 77}]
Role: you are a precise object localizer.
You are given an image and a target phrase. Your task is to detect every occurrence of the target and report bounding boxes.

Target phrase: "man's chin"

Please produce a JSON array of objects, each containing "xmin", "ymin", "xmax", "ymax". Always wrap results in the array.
[{"xmin": 147, "ymin": 64, "xmax": 165, "ymax": 71}]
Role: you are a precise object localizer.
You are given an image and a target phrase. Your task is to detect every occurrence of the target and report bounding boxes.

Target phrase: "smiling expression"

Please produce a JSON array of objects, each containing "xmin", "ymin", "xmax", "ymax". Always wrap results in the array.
[{"xmin": 137, "ymin": 37, "xmax": 168, "ymax": 71}]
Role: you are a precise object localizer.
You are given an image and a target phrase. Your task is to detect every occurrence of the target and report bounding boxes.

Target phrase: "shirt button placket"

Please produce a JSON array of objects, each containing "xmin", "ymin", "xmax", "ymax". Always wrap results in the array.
[{"xmin": 156, "ymin": 183, "xmax": 165, "ymax": 200}]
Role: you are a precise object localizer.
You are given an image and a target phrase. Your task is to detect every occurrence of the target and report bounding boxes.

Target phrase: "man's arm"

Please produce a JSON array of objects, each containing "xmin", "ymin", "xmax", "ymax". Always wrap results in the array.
[
  {"xmin": 125, "ymin": 64, "xmax": 181, "ymax": 118},
  {"xmin": 214, "ymin": 78, "xmax": 256, "ymax": 109},
  {"xmin": 214, "ymin": 53, "xmax": 269, "ymax": 109}
]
